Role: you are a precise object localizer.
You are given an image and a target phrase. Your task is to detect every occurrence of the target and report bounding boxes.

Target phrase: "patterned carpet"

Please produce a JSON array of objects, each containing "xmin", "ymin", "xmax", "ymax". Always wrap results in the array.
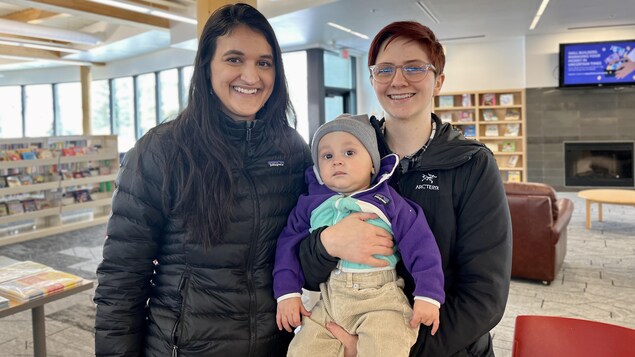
[{"xmin": 0, "ymin": 191, "xmax": 633, "ymax": 356}]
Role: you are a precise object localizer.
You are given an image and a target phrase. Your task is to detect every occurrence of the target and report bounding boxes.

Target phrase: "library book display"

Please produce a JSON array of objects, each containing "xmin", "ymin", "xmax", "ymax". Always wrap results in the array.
[
  {"xmin": 435, "ymin": 89, "xmax": 526, "ymax": 182},
  {"xmin": 0, "ymin": 135, "xmax": 119, "ymax": 246}
]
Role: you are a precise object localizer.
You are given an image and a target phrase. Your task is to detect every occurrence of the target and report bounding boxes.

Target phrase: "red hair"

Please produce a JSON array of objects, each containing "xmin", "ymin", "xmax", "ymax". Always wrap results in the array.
[{"xmin": 368, "ymin": 21, "xmax": 445, "ymax": 75}]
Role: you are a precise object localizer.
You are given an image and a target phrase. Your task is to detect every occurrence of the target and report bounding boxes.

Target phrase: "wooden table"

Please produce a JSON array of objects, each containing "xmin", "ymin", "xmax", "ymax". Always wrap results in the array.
[
  {"xmin": 0, "ymin": 280, "xmax": 94, "ymax": 357},
  {"xmin": 578, "ymin": 189, "xmax": 635, "ymax": 229}
]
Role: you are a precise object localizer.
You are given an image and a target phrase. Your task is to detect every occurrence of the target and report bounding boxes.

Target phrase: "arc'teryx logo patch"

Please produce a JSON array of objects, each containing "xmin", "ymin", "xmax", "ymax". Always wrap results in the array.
[
  {"xmin": 416, "ymin": 173, "xmax": 439, "ymax": 191},
  {"xmin": 268, "ymin": 160, "xmax": 285, "ymax": 167}
]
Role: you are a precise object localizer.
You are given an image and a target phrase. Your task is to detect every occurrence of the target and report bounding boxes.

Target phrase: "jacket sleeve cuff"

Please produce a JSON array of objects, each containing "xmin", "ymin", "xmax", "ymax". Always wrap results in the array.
[
  {"xmin": 277, "ymin": 292, "xmax": 302, "ymax": 303},
  {"xmin": 414, "ymin": 296, "xmax": 441, "ymax": 308}
]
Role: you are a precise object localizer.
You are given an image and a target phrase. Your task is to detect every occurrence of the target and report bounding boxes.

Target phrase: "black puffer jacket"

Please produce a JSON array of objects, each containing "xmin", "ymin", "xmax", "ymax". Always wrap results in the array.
[
  {"xmin": 95, "ymin": 116, "xmax": 311, "ymax": 357},
  {"xmin": 300, "ymin": 114, "xmax": 512, "ymax": 357}
]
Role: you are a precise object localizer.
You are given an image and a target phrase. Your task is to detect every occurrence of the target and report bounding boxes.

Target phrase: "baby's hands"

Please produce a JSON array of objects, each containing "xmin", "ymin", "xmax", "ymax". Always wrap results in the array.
[
  {"xmin": 409, "ymin": 300, "xmax": 440, "ymax": 335},
  {"xmin": 276, "ymin": 297, "xmax": 311, "ymax": 332}
]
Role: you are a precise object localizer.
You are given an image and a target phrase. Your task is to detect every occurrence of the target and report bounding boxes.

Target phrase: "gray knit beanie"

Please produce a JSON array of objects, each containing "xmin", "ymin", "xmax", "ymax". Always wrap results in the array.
[{"xmin": 311, "ymin": 113, "xmax": 381, "ymax": 182}]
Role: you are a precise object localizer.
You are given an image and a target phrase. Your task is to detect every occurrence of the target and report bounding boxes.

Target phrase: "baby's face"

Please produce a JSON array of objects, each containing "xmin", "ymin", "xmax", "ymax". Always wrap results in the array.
[{"xmin": 317, "ymin": 131, "xmax": 373, "ymax": 195}]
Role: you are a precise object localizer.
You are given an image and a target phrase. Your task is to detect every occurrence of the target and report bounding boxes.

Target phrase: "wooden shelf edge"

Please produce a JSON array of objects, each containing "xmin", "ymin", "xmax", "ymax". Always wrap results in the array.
[
  {"xmin": 0, "ymin": 207, "xmax": 61, "ymax": 225},
  {"xmin": 0, "ymin": 215, "xmax": 109, "ymax": 247},
  {"xmin": 0, "ymin": 173, "xmax": 117, "ymax": 195}
]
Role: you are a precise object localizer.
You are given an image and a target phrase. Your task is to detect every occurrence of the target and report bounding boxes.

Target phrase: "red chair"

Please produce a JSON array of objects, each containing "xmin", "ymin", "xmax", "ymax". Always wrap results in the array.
[{"xmin": 513, "ymin": 315, "xmax": 635, "ymax": 357}]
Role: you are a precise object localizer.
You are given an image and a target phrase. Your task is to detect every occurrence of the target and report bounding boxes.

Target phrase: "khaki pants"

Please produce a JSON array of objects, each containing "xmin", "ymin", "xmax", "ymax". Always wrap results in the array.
[{"xmin": 287, "ymin": 269, "xmax": 418, "ymax": 357}]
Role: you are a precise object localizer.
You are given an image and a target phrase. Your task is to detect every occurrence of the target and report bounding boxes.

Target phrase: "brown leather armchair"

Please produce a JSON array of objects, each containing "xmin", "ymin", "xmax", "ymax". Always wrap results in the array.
[{"xmin": 504, "ymin": 182, "xmax": 574, "ymax": 284}]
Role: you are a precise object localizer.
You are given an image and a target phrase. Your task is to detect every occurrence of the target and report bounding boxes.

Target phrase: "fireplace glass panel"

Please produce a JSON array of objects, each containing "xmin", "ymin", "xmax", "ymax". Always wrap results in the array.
[{"xmin": 564, "ymin": 142, "xmax": 634, "ymax": 187}]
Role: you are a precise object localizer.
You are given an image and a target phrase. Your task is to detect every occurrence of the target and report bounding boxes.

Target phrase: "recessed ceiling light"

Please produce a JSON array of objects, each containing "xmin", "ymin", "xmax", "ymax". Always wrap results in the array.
[
  {"xmin": 529, "ymin": 0, "xmax": 550, "ymax": 30},
  {"xmin": 568, "ymin": 23, "xmax": 635, "ymax": 30},
  {"xmin": 327, "ymin": 22, "xmax": 369, "ymax": 40}
]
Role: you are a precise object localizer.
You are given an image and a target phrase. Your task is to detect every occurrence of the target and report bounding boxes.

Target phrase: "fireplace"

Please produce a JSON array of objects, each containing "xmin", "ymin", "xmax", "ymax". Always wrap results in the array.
[{"xmin": 564, "ymin": 142, "xmax": 634, "ymax": 187}]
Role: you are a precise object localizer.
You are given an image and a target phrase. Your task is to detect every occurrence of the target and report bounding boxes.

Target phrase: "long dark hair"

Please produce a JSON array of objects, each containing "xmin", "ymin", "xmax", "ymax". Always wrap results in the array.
[{"xmin": 161, "ymin": 3, "xmax": 295, "ymax": 249}]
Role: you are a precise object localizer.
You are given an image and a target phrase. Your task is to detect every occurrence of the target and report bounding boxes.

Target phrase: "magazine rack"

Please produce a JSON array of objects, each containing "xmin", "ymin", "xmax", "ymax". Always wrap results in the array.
[{"xmin": 0, "ymin": 135, "xmax": 118, "ymax": 246}]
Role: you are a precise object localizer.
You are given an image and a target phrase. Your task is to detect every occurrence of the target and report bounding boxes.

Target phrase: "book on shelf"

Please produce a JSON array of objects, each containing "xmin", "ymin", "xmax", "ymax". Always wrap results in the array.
[
  {"xmin": 439, "ymin": 112, "xmax": 453, "ymax": 123},
  {"xmin": 6, "ymin": 201, "xmax": 24, "ymax": 215},
  {"xmin": 457, "ymin": 111, "xmax": 474, "ymax": 122},
  {"xmin": 504, "ymin": 123, "xmax": 520, "ymax": 136},
  {"xmin": 481, "ymin": 93, "xmax": 496, "ymax": 106},
  {"xmin": 19, "ymin": 175, "xmax": 33, "ymax": 186},
  {"xmin": 507, "ymin": 170, "xmax": 522, "ymax": 182},
  {"xmin": 482, "ymin": 109, "xmax": 498, "ymax": 121},
  {"xmin": 36, "ymin": 149, "xmax": 54, "ymax": 159},
  {"xmin": 484, "ymin": 143, "xmax": 499, "ymax": 152},
  {"xmin": 0, "ymin": 263, "xmax": 83, "ymax": 302},
  {"xmin": 0, "ymin": 203, "xmax": 8, "ymax": 217},
  {"xmin": 499, "ymin": 93, "xmax": 514, "ymax": 106},
  {"xmin": 506, "ymin": 155, "xmax": 519, "ymax": 167},
  {"xmin": 504, "ymin": 108, "xmax": 520, "ymax": 120},
  {"xmin": 22, "ymin": 199, "xmax": 38, "ymax": 212},
  {"xmin": 6, "ymin": 175, "xmax": 21, "ymax": 187},
  {"xmin": 462, "ymin": 125, "xmax": 476, "ymax": 138},
  {"xmin": 485, "ymin": 124, "xmax": 500, "ymax": 137},
  {"xmin": 461, "ymin": 94, "xmax": 472, "ymax": 107},
  {"xmin": 501, "ymin": 141, "xmax": 516, "ymax": 152},
  {"xmin": 20, "ymin": 151, "xmax": 37, "ymax": 160},
  {"xmin": 72, "ymin": 189, "xmax": 92, "ymax": 203},
  {"xmin": 0, "ymin": 176, "xmax": 7, "ymax": 189},
  {"xmin": 438, "ymin": 95, "xmax": 454, "ymax": 108}
]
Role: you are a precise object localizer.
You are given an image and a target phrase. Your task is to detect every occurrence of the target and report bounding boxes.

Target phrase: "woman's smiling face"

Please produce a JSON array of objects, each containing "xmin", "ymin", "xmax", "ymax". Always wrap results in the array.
[
  {"xmin": 210, "ymin": 25, "xmax": 275, "ymax": 122},
  {"xmin": 372, "ymin": 37, "xmax": 443, "ymax": 122}
]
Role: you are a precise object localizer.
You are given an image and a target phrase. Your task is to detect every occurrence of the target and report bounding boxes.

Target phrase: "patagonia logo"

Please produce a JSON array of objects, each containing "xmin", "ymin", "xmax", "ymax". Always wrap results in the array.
[
  {"xmin": 268, "ymin": 160, "xmax": 285, "ymax": 167},
  {"xmin": 373, "ymin": 193, "xmax": 390, "ymax": 205}
]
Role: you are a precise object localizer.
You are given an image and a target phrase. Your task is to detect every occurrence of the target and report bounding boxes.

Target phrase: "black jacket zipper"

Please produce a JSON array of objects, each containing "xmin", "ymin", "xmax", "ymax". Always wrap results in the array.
[{"xmin": 171, "ymin": 268, "xmax": 191, "ymax": 357}]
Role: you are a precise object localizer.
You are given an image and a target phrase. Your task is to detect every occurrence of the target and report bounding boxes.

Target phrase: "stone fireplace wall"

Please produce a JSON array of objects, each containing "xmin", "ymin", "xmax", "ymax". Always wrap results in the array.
[{"xmin": 525, "ymin": 87, "xmax": 635, "ymax": 191}]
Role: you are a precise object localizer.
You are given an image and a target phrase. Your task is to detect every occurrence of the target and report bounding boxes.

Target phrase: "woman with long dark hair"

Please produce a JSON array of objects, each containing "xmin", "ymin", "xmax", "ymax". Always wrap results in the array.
[{"xmin": 94, "ymin": 4, "xmax": 310, "ymax": 356}]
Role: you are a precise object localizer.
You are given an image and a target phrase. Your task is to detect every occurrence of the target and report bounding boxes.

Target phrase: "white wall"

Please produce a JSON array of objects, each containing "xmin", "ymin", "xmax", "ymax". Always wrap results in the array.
[{"xmin": 442, "ymin": 37, "xmax": 526, "ymax": 92}]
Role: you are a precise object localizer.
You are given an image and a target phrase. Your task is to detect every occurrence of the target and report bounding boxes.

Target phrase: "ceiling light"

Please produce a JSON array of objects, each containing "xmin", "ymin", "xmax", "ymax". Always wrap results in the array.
[
  {"xmin": 149, "ymin": 10, "xmax": 197, "ymax": 25},
  {"xmin": 416, "ymin": 1, "xmax": 440, "ymax": 24},
  {"xmin": 87, "ymin": 0, "xmax": 197, "ymax": 25},
  {"xmin": 529, "ymin": 0, "xmax": 550, "ymax": 30},
  {"xmin": 327, "ymin": 22, "xmax": 369, "ymax": 40},
  {"xmin": 439, "ymin": 35, "xmax": 486, "ymax": 42},
  {"xmin": 89, "ymin": 0, "xmax": 150, "ymax": 13}
]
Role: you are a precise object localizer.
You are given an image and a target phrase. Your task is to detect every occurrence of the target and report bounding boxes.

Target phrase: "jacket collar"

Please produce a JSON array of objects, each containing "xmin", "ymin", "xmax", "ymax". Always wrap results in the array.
[{"xmin": 370, "ymin": 113, "xmax": 487, "ymax": 171}]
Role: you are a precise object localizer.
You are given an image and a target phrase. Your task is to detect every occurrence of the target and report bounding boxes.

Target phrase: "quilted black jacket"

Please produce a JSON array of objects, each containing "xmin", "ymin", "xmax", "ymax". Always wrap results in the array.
[{"xmin": 95, "ymin": 116, "xmax": 311, "ymax": 357}]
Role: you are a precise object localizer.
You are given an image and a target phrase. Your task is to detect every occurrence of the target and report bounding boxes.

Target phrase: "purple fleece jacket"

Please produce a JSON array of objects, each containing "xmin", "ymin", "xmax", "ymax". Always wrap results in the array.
[{"xmin": 273, "ymin": 154, "xmax": 445, "ymax": 304}]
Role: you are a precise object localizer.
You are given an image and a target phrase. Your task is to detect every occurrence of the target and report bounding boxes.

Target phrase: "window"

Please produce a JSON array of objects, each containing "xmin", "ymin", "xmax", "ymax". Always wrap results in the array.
[
  {"xmin": 112, "ymin": 77, "xmax": 135, "ymax": 153},
  {"xmin": 24, "ymin": 84, "xmax": 54, "ymax": 137},
  {"xmin": 91, "ymin": 80, "xmax": 111, "ymax": 134},
  {"xmin": 159, "ymin": 69, "xmax": 180, "ymax": 122},
  {"xmin": 55, "ymin": 82, "xmax": 83, "ymax": 135},
  {"xmin": 136, "ymin": 73, "xmax": 156, "ymax": 138},
  {"xmin": 282, "ymin": 51, "xmax": 309, "ymax": 143},
  {"xmin": 0, "ymin": 86, "xmax": 23, "ymax": 138},
  {"xmin": 324, "ymin": 51, "xmax": 352, "ymax": 89},
  {"xmin": 181, "ymin": 65, "xmax": 194, "ymax": 107}
]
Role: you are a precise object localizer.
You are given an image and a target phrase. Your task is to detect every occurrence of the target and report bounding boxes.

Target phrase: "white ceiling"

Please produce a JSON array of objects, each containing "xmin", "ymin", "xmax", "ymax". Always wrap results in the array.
[{"xmin": 0, "ymin": 0, "xmax": 633, "ymax": 72}]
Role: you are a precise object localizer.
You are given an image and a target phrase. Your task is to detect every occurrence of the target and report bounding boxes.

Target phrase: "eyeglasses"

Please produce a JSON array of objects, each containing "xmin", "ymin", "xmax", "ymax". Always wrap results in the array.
[{"xmin": 368, "ymin": 62, "xmax": 437, "ymax": 83}]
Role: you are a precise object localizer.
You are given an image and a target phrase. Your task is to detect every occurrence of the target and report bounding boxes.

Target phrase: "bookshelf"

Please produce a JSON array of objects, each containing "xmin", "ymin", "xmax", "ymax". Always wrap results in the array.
[
  {"xmin": 0, "ymin": 135, "xmax": 118, "ymax": 246},
  {"xmin": 434, "ymin": 89, "xmax": 526, "ymax": 182}
]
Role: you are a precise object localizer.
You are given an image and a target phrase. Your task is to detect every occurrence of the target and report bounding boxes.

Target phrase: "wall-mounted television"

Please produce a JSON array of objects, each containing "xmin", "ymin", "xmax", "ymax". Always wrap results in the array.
[{"xmin": 559, "ymin": 39, "xmax": 635, "ymax": 88}]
